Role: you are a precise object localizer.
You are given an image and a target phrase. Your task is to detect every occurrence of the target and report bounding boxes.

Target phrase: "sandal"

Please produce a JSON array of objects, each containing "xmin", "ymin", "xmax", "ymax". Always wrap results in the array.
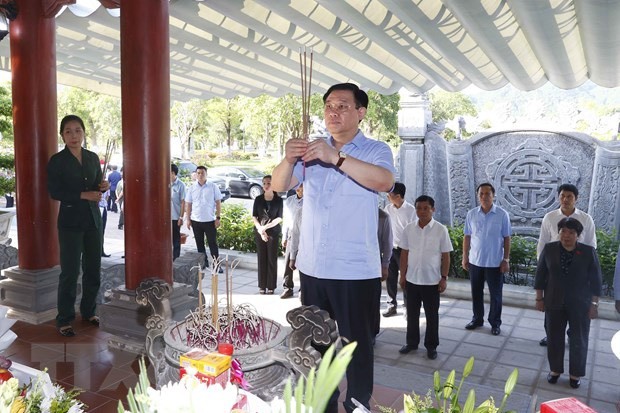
[
  {"xmin": 259, "ymin": 289, "xmax": 266, "ymax": 295},
  {"xmin": 86, "ymin": 316, "xmax": 100, "ymax": 326},
  {"xmin": 266, "ymin": 289, "xmax": 274, "ymax": 295},
  {"xmin": 58, "ymin": 326, "xmax": 76, "ymax": 337}
]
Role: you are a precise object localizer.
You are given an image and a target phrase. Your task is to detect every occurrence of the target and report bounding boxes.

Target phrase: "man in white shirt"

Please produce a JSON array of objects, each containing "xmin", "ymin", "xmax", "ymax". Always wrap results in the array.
[
  {"xmin": 383, "ymin": 182, "xmax": 416, "ymax": 317},
  {"xmin": 185, "ymin": 166, "xmax": 223, "ymax": 271},
  {"xmin": 398, "ymin": 195, "xmax": 452, "ymax": 360},
  {"xmin": 537, "ymin": 183, "xmax": 597, "ymax": 346},
  {"xmin": 281, "ymin": 184, "xmax": 303, "ymax": 298}
]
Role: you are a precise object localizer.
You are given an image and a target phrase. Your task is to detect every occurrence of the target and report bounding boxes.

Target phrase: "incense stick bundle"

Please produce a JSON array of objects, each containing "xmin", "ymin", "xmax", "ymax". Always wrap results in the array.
[
  {"xmin": 101, "ymin": 139, "xmax": 116, "ymax": 177},
  {"xmin": 299, "ymin": 47, "xmax": 313, "ymax": 139}
]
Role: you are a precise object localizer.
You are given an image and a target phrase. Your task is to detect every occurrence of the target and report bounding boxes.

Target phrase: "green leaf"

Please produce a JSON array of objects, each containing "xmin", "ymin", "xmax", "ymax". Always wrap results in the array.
[
  {"xmin": 403, "ymin": 394, "xmax": 415, "ymax": 413},
  {"xmin": 463, "ymin": 357, "xmax": 474, "ymax": 378},
  {"xmin": 462, "ymin": 389, "xmax": 475, "ymax": 413},
  {"xmin": 504, "ymin": 369, "xmax": 518, "ymax": 395},
  {"xmin": 443, "ymin": 370, "xmax": 456, "ymax": 399},
  {"xmin": 294, "ymin": 375, "xmax": 304, "ymax": 413},
  {"xmin": 310, "ymin": 341, "xmax": 357, "ymax": 413},
  {"xmin": 283, "ymin": 378, "xmax": 292, "ymax": 413}
]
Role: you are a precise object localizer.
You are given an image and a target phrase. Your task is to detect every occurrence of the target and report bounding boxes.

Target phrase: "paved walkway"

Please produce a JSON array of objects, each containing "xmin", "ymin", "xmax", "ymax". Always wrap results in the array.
[{"xmin": 6, "ymin": 209, "xmax": 620, "ymax": 412}]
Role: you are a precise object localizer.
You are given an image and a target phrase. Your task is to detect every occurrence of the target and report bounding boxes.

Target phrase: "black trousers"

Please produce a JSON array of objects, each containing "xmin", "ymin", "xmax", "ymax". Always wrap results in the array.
[
  {"xmin": 386, "ymin": 248, "xmax": 406, "ymax": 308},
  {"xmin": 405, "ymin": 282, "xmax": 440, "ymax": 350},
  {"xmin": 300, "ymin": 272, "xmax": 380, "ymax": 413},
  {"xmin": 546, "ymin": 304, "xmax": 590, "ymax": 377},
  {"xmin": 468, "ymin": 264, "xmax": 503, "ymax": 328},
  {"xmin": 255, "ymin": 231, "xmax": 279, "ymax": 290},
  {"xmin": 172, "ymin": 220, "xmax": 181, "ymax": 261},
  {"xmin": 191, "ymin": 220, "xmax": 219, "ymax": 266},
  {"xmin": 57, "ymin": 227, "xmax": 101, "ymax": 327},
  {"xmin": 107, "ymin": 190, "xmax": 117, "ymax": 212},
  {"xmin": 282, "ymin": 250, "xmax": 295, "ymax": 290}
]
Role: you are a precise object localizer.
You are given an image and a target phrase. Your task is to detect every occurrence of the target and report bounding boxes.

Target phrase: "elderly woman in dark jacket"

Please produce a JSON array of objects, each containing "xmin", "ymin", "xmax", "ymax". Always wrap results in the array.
[{"xmin": 535, "ymin": 217, "xmax": 602, "ymax": 389}]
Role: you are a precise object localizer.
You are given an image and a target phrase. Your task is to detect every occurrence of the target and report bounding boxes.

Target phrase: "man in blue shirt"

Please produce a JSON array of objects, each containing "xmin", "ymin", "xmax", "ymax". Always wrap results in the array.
[
  {"xmin": 462, "ymin": 183, "xmax": 512, "ymax": 336},
  {"xmin": 272, "ymin": 83, "xmax": 395, "ymax": 413},
  {"xmin": 107, "ymin": 165, "xmax": 122, "ymax": 213},
  {"xmin": 170, "ymin": 164, "xmax": 186, "ymax": 261}
]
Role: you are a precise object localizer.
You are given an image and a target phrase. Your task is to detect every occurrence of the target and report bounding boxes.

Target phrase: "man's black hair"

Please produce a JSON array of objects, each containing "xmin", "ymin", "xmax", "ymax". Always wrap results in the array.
[
  {"xmin": 323, "ymin": 83, "xmax": 369, "ymax": 109},
  {"xmin": 557, "ymin": 217, "xmax": 584, "ymax": 236},
  {"xmin": 390, "ymin": 182, "xmax": 406, "ymax": 198},
  {"xmin": 415, "ymin": 195, "xmax": 435, "ymax": 208},
  {"xmin": 196, "ymin": 165, "xmax": 207, "ymax": 172},
  {"xmin": 476, "ymin": 182, "xmax": 495, "ymax": 195},
  {"xmin": 171, "ymin": 163, "xmax": 179, "ymax": 175},
  {"xmin": 558, "ymin": 183, "xmax": 578, "ymax": 198}
]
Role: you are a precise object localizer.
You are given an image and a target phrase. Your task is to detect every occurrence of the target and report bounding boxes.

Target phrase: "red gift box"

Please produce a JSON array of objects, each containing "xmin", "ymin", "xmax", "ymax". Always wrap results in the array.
[{"xmin": 540, "ymin": 397, "xmax": 597, "ymax": 413}]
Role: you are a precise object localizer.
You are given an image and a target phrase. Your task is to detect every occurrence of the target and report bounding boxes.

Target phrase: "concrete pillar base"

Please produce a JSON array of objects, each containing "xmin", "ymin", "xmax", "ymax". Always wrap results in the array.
[
  {"xmin": 99, "ymin": 282, "xmax": 198, "ymax": 353},
  {"xmin": 0, "ymin": 266, "xmax": 61, "ymax": 324}
]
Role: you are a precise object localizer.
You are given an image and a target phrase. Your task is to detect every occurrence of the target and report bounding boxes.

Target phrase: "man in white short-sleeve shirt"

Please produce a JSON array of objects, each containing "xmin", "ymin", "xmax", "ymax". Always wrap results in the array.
[{"xmin": 398, "ymin": 195, "xmax": 452, "ymax": 360}]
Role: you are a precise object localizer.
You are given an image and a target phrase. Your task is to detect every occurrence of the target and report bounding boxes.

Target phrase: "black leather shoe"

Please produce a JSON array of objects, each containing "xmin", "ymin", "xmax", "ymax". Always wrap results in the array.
[
  {"xmin": 383, "ymin": 307, "xmax": 397, "ymax": 317},
  {"xmin": 569, "ymin": 377, "xmax": 581, "ymax": 388},
  {"xmin": 547, "ymin": 372, "xmax": 560, "ymax": 384},
  {"xmin": 491, "ymin": 327, "xmax": 501, "ymax": 336},
  {"xmin": 101, "ymin": 252, "xmax": 111, "ymax": 258},
  {"xmin": 398, "ymin": 344, "xmax": 417, "ymax": 354},
  {"xmin": 427, "ymin": 349, "xmax": 438, "ymax": 360},
  {"xmin": 465, "ymin": 321, "xmax": 483, "ymax": 330},
  {"xmin": 280, "ymin": 289, "xmax": 294, "ymax": 299},
  {"xmin": 539, "ymin": 336, "xmax": 548, "ymax": 346}
]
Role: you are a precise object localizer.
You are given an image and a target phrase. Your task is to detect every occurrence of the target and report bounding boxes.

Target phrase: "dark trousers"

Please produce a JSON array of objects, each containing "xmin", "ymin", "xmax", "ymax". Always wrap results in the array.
[
  {"xmin": 282, "ymin": 250, "xmax": 295, "ymax": 290},
  {"xmin": 546, "ymin": 305, "xmax": 590, "ymax": 377},
  {"xmin": 57, "ymin": 228, "xmax": 102, "ymax": 327},
  {"xmin": 300, "ymin": 272, "xmax": 380, "ymax": 413},
  {"xmin": 172, "ymin": 220, "xmax": 181, "ymax": 261},
  {"xmin": 191, "ymin": 220, "xmax": 219, "ymax": 267},
  {"xmin": 405, "ymin": 282, "xmax": 440, "ymax": 350},
  {"xmin": 107, "ymin": 191, "xmax": 117, "ymax": 212},
  {"xmin": 469, "ymin": 264, "xmax": 503, "ymax": 328},
  {"xmin": 386, "ymin": 248, "xmax": 406, "ymax": 308},
  {"xmin": 100, "ymin": 207, "xmax": 107, "ymax": 254},
  {"xmin": 255, "ymin": 231, "xmax": 279, "ymax": 290}
]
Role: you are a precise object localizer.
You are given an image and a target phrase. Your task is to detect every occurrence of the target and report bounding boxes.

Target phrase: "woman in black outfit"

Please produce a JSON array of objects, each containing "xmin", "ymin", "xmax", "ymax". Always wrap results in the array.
[
  {"xmin": 252, "ymin": 175, "xmax": 283, "ymax": 294},
  {"xmin": 535, "ymin": 217, "xmax": 602, "ymax": 389},
  {"xmin": 47, "ymin": 115, "xmax": 109, "ymax": 337}
]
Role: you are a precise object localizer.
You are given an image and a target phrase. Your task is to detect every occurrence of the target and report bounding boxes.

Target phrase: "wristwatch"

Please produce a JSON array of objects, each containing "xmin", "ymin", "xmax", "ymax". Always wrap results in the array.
[{"xmin": 336, "ymin": 151, "xmax": 347, "ymax": 168}]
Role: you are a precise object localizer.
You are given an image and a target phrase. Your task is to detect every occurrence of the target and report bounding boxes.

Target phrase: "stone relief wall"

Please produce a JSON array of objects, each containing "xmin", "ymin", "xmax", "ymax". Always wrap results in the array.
[{"xmin": 404, "ymin": 128, "xmax": 620, "ymax": 236}]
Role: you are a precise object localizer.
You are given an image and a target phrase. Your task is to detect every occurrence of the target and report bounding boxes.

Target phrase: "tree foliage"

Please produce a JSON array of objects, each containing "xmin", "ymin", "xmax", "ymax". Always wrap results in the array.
[
  {"xmin": 171, "ymin": 99, "xmax": 207, "ymax": 159},
  {"xmin": 429, "ymin": 90, "xmax": 477, "ymax": 123},
  {"xmin": 362, "ymin": 91, "xmax": 400, "ymax": 145},
  {"xmin": 57, "ymin": 87, "xmax": 122, "ymax": 150},
  {"xmin": 0, "ymin": 84, "xmax": 13, "ymax": 142}
]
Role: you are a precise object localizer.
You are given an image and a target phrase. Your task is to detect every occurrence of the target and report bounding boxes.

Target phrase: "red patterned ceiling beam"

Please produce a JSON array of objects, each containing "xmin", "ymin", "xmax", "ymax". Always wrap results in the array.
[
  {"xmin": 99, "ymin": 0, "xmax": 120, "ymax": 8},
  {"xmin": 42, "ymin": 0, "xmax": 75, "ymax": 18}
]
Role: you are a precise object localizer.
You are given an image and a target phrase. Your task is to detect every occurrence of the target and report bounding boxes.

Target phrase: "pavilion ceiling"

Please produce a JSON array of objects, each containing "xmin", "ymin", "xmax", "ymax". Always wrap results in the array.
[{"xmin": 0, "ymin": 0, "xmax": 618, "ymax": 101}]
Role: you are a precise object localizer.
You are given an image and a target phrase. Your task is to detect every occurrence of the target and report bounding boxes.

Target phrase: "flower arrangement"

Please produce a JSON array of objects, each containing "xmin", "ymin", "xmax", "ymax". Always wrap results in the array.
[
  {"xmin": 0, "ymin": 369, "xmax": 86, "ymax": 413},
  {"xmin": 120, "ymin": 341, "xmax": 356, "ymax": 413},
  {"xmin": 377, "ymin": 356, "xmax": 518, "ymax": 413}
]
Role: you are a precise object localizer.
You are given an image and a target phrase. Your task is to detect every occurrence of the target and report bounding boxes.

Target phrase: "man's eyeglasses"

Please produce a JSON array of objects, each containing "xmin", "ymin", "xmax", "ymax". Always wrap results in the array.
[{"xmin": 324, "ymin": 103, "xmax": 359, "ymax": 113}]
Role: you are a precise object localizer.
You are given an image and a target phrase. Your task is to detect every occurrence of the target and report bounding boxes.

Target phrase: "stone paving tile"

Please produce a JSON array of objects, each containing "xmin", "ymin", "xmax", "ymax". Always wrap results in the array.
[
  {"xmin": 495, "ymin": 351, "xmax": 544, "ymax": 371},
  {"xmin": 464, "ymin": 331, "xmax": 509, "ymax": 348},
  {"xmin": 439, "ymin": 326, "xmax": 467, "ymax": 342},
  {"xmin": 442, "ymin": 354, "xmax": 490, "ymax": 376},
  {"xmin": 453, "ymin": 342, "xmax": 500, "ymax": 361},
  {"xmin": 591, "ymin": 364, "xmax": 620, "ymax": 386},
  {"xmin": 589, "ymin": 381, "xmax": 620, "ymax": 406},
  {"xmin": 587, "ymin": 399, "xmax": 620, "ymax": 413},
  {"xmin": 487, "ymin": 364, "xmax": 539, "ymax": 387}
]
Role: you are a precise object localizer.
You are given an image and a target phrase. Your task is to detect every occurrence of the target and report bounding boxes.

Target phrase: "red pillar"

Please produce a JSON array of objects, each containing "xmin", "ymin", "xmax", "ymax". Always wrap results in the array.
[
  {"xmin": 9, "ymin": 0, "xmax": 58, "ymax": 270},
  {"xmin": 121, "ymin": 0, "xmax": 172, "ymax": 289}
]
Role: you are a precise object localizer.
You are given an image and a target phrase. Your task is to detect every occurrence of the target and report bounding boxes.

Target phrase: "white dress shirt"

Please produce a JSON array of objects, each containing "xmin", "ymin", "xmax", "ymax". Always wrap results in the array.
[
  {"xmin": 536, "ymin": 208, "xmax": 597, "ymax": 259},
  {"xmin": 384, "ymin": 200, "xmax": 416, "ymax": 248}
]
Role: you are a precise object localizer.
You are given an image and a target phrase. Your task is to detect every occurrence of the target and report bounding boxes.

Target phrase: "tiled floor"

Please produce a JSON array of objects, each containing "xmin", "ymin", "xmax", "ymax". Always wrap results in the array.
[{"xmin": 4, "ymin": 320, "xmax": 152, "ymax": 412}]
